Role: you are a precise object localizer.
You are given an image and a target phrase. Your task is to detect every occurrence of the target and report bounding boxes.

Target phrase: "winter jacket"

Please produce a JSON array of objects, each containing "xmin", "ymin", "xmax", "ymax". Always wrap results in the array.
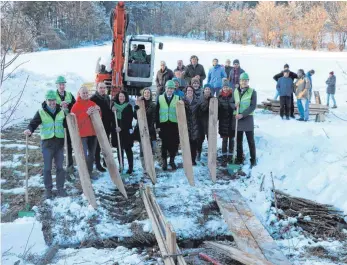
[
  {"xmin": 207, "ymin": 65, "xmax": 227, "ymax": 89},
  {"xmin": 183, "ymin": 96, "xmax": 200, "ymax": 141},
  {"xmin": 71, "ymin": 97, "xmax": 99, "ymax": 137},
  {"xmin": 326, "ymin": 75, "xmax": 336, "ymax": 94},
  {"xmin": 232, "ymin": 87, "xmax": 257, "ymax": 132},
  {"xmin": 198, "ymin": 95, "xmax": 212, "ymax": 138},
  {"xmin": 90, "ymin": 92, "xmax": 113, "ymax": 134},
  {"xmin": 295, "ymin": 77, "xmax": 310, "ymax": 99},
  {"xmin": 224, "ymin": 65, "xmax": 232, "ymax": 79},
  {"xmin": 174, "ymin": 65, "xmax": 187, "ymax": 72},
  {"xmin": 218, "ymin": 92, "xmax": 235, "ymax": 137},
  {"xmin": 229, "ymin": 67, "xmax": 245, "ymax": 89},
  {"xmin": 306, "ymin": 72, "xmax": 313, "ymax": 90},
  {"xmin": 183, "ymin": 63, "xmax": 206, "ymax": 85},
  {"xmin": 111, "ymin": 102, "xmax": 134, "ymax": 149},
  {"xmin": 273, "ymin": 71, "xmax": 298, "ymax": 82},
  {"xmin": 156, "ymin": 67, "xmax": 174, "ymax": 95},
  {"xmin": 133, "ymin": 98, "xmax": 157, "ymax": 142},
  {"xmin": 174, "ymin": 89, "xmax": 184, "ymax": 98},
  {"xmin": 27, "ymin": 102, "xmax": 66, "ymax": 147},
  {"xmin": 276, "ymin": 77, "xmax": 294, "ymax": 97},
  {"xmin": 194, "ymin": 88, "xmax": 203, "ymax": 99}
]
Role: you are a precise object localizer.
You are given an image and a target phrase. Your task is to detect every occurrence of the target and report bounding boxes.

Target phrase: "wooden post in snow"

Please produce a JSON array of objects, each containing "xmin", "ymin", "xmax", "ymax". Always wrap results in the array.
[
  {"xmin": 208, "ymin": 98, "xmax": 218, "ymax": 182},
  {"xmin": 176, "ymin": 100, "xmax": 194, "ymax": 186},
  {"xmin": 135, "ymin": 99, "xmax": 156, "ymax": 184},
  {"xmin": 66, "ymin": 114, "xmax": 97, "ymax": 208},
  {"xmin": 90, "ymin": 112, "xmax": 127, "ymax": 199}
]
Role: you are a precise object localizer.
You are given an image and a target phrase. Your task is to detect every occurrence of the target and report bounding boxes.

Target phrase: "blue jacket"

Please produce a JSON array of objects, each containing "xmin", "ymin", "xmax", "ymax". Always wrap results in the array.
[
  {"xmin": 306, "ymin": 72, "xmax": 312, "ymax": 89},
  {"xmin": 174, "ymin": 90, "xmax": 184, "ymax": 98},
  {"xmin": 207, "ymin": 65, "xmax": 227, "ymax": 89},
  {"xmin": 276, "ymin": 77, "xmax": 294, "ymax": 97}
]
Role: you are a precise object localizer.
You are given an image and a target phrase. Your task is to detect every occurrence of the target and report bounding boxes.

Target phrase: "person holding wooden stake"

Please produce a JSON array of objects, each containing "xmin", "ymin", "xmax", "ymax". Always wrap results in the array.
[
  {"xmin": 156, "ymin": 80, "xmax": 180, "ymax": 171},
  {"xmin": 71, "ymin": 86, "xmax": 100, "ymax": 178},
  {"xmin": 233, "ymin": 73, "xmax": 257, "ymax": 167},
  {"xmin": 218, "ymin": 79, "xmax": 235, "ymax": 166},
  {"xmin": 183, "ymin": 86, "xmax": 200, "ymax": 165},
  {"xmin": 90, "ymin": 82, "xmax": 114, "ymax": 172},
  {"xmin": 24, "ymin": 90, "xmax": 68, "ymax": 199},
  {"xmin": 111, "ymin": 91, "xmax": 134, "ymax": 174}
]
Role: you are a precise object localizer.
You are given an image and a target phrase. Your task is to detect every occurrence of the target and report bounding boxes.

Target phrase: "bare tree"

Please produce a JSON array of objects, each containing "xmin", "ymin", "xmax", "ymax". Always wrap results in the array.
[
  {"xmin": 228, "ymin": 9, "xmax": 254, "ymax": 45},
  {"xmin": 325, "ymin": 2, "xmax": 347, "ymax": 51},
  {"xmin": 255, "ymin": 2, "xmax": 278, "ymax": 47}
]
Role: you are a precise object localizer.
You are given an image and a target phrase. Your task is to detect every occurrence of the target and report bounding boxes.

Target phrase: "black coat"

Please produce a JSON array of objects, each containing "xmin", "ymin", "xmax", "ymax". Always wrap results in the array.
[
  {"xmin": 183, "ymin": 63, "xmax": 206, "ymax": 85},
  {"xmin": 111, "ymin": 103, "xmax": 134, "ymax": 149},
  {"xmin": 273, "ymin": 71, "xmax": 298, "ymax": 82},
  {"xmin": 134, "ymin": 99, "xmax": 157, "ymax": 142},
  {"xmin": 156, "ymin": 67, "xmax": 174, "ymax": 95},
  {"xmin": 183, "ymin": 96, "xmax": 200, "ymax": 141},
  {"xmin": 224, "ymin": 65, "xmax": 232, "ymax": 79},
  {"xmin": 90, "ymin": 92, "xmax": 113, "ymax": 134},
  {"xmin": 198, "ymin": 95, "xmax": 212, "ymax": 137},
  {"xmin": 218, "ymin": 92, "xmax": 235, "ymax": 137}
]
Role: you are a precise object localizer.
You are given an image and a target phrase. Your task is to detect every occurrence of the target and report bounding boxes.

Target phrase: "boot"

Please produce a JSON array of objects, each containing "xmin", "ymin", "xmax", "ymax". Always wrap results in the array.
[
  {"xmin": 221, "ymin": 155, "xmax": 228, "ymax": 167},
  {"xmin": 57, "ymin": 189, "xmax": 67, "ymax": 197},
  {"xmin": 169, "ymin": 157, "xmax": 177, "ymax": 170},
  {"xmin": 162, "ymin": 158, "xmax": 168, "ymax": 171},
  {"xmin": 126, "ymin": 168, "xmax": 133, "ymax": 174},
  {"xmin": 96, "ymin": 162, "xmax": 106, "ymax": 172},
  {"xmin": 332, "ymin": 105, "xmax": 337, "ymax": 109},
  {"xmin": 196, "ymin": 152, "xmax": 201, "ymax": 162},
  {"xmin": 44, "ymin": 189, "xmax": 52, "ymax": 200},
  {"xmin": 102, "ymin": 158, "xmax": 107, "ymax": 168},
  {"xmin": 250, "ymin": 159, "xmax": 257, "ymax": 168}
]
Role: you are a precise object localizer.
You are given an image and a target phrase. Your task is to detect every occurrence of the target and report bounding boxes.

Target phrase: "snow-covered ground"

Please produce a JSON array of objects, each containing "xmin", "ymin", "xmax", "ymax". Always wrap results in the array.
[{"xmin": 1, "ymin": 37, "xmax": 347, "ymax": 265}]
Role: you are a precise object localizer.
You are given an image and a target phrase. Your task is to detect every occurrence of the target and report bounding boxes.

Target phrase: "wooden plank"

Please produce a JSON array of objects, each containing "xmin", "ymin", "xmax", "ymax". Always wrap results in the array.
[
  {"xmin": 166, "ymin": 223, "xmax": 177, "ymax": 256},
  {"xmin": 208, "ymin": 98, "xmax": 218, "ymax": 182},
  {"xmin": 90, "ymin": 112, "xmax": 127, "ymax": 199},
  {"xmin": 227, "ymin": 189, "xmax": 291, "ymax": 265},
  {"xmin": 213, "ymin": 190, "xmax": 265, "ymax": 259},
  {"xmin": 314, "ymin": 91, "xmax": 321, "ymax": 104},
  {"xmin": 205, "ymin": 241, "xmax": 275, "ymax": 265},
  {"xmin": 136, "ymin": 99, "xmax": 156, "ymax": 184},
  {"xmin": 176, "ymin": 100, "xmax": 194, "ymax": 186},
  {"xmin": 66, "ymin": 114, "xmax": 97, "ymax": 208}
]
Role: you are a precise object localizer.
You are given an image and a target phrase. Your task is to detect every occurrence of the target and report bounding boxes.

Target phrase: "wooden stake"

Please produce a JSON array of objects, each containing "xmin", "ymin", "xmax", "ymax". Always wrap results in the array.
[
  {"xmin": 90, "ymin": 112, "xmax": 127, "ymax": 199},
  {"xmin": 208, "ymin": 98, "xmax": 218, "ymax": 182},
  {"xmin": 113, "ymin": 109, "xmax": 123, "ymax": 171},
  {"xmin": 64, "ymin": 128, "xmax": 69, "ymax": 168},
  {"xmin": 176, "ymin": 100, "xmax": 194, "ymax": 186},
  {"xmin": 66, "ymin": 114, "xmax": 97, "ymax": 208},
  {"xmin": 314, "ymin": 91, "xmax": 322, "ymax": 104},
  {"xmin": 135, "ymin": 99, "xmax": 156, "ymax": 184},
  {"xmin": 25, "ymin": 135, "xmax": 29, "ymax": 204}
]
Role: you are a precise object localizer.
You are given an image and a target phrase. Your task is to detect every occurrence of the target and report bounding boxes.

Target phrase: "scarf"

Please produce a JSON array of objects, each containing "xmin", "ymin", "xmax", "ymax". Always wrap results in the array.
[
  {"xmin": 46, "ymin": 105, "xmax": 56, "ymax": 114},
  {"xmin": 114, "ymin": 102, "xmax": 129, "ymax": 120},
  {"xmin": 220, "ymin": 90, "xmax": 232, "ymax": 98}
]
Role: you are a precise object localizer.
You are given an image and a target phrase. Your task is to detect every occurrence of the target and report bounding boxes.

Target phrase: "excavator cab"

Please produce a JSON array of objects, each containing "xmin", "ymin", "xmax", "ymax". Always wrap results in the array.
[{"xmin": 124, "ymin": 35, "xmax": 163, "ymax": 95}]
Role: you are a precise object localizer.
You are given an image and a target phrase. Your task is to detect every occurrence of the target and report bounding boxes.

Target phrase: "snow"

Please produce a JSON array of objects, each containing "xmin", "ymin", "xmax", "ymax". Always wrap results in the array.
[
  {"xmin": 1, "ymin": 36, "xmax": 347, "ymax": 265},
  {"xmin": 0, "ymin": 143, "xmax": 39, "ymax": 150}
]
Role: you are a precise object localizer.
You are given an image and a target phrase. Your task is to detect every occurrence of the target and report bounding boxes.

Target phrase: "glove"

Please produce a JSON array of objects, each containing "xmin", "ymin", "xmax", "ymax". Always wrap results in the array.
[{"xmin": 134, "ymin": 105, "xmax": 140, "ymax": 111}]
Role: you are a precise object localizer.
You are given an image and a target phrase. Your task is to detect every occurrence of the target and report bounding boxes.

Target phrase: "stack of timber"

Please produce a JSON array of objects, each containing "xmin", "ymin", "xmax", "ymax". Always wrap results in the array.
[{"xmin": 259, "ymin": 98, "xmax": 329, "ymax": 116}]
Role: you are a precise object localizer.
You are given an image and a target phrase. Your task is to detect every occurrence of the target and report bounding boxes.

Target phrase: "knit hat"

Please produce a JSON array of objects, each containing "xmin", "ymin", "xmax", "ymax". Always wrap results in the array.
[
  {"xmin": 233, "ymin": 59, "xmax": 240, "ymax": 65},
  {"xmin": 203, "ymin": 84, "xmax": 212, "ymax": 89},
  {"xmin": 284, "ymin": 64, "xmax": 289, "ymax": 69},
  {"xmin": 172, "ymin": 77, "xmax": 179, "ymax": 83},
  {"xmin": 191, "ymin": 78, "xmax": 200, "ymax": 84},
  {"xmin": 45, "ymin": 90, "xmax": 57, "ymax": 100},
  {"xmin": 222, "ymin": 78, "xmax": 230, "ymax": 87},
  {"xmin": 329, "ymin": 71, "xmax": 334, "ymax": 75}
]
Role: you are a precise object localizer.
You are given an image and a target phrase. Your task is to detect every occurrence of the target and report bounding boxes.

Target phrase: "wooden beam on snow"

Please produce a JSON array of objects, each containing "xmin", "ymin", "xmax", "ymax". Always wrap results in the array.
[
  {"xmin": 208, "ymin": 98, "xmax": 218, "ymax": 182},
  {"xmin": 66, "ymin": 114, "xmax": 97, "ymax": 208}
]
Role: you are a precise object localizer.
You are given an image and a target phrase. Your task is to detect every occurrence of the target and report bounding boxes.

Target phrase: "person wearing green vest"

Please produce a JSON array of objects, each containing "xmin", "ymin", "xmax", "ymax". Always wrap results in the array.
[
  {"xmin": 156, "ymin": 80, "xmax": 180, "ymax": 171},
  {"xmin": 232, "ymin": 72, "xmax": 257, "ymax": 167},
  {"xmin": 55, "ymin": 75, "xmax": 76, "ymax": 174},
  {"xmin": 24, "ymin": 90, "xmax": 69, "ymax": 199}
]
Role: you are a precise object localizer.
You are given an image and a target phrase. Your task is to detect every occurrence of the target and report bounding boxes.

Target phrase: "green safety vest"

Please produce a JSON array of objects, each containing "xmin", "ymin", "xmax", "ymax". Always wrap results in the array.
[
  {"xmin": 56, "ymin": 91, "xmax": 73, "ymax": 105},
  {"xmin": 39, "ymin": 109, "xmax": 65, "ymax": 140},
  {"xmin": 159, "ymin": 94, "xmax": 179, "ymax": 123},
  {"xmin": 234, "ymin": 88, "xmax": 254, "ymax": 115}
]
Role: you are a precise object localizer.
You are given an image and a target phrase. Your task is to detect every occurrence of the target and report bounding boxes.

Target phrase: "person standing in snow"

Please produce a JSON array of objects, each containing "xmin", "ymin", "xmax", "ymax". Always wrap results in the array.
[
  {"xmin": 233, "ymin": 73, "xmax": 257, "ymax": 167},
  {"xmin": 155, "ymin": 61, "xmax": 174, "ymax": 96},
  {"xmin": 183, "ymin": 86, "xmax": 201, "ymax": 165},
  {"xmin": 24, "ymin": 90, "xmax": 69, "ymax": 199},
  {"xmin": 218, "ymin": 79, "xmax": 235, "ymax": 166},
  {"xmin": 191, "ymin": 77, "xmax": 202, "ymax": 99},
  {"xmin": 173, "ymin": 69, "xmax": 187, "ymax": 89},
  {"xmin": 273, "ymin": 64, "xmax": 298, "ymax": 118},
  {"xmin": 174, "ymin": 60, "xmax": 187, "ymax": 73},
  {"xmin": 55, "ymin": 75, "xmax": 76, "ymax": 175},
  {"xmin": 197, "ymin": 84, "xmax": 213, "ymax": 161},
  {"xmin": 276, "ymin": 69, "xmax": 294, "ymax": 120},
  {"xmin": 224, "ymin": 59, "xmax": 232, "ymax": 81},
  {"xmin": 229, "ymin": 59, "xmax": 245, "ymax": 89},
  {"xmin": 111, "ymin": 91, "xmax": 134, "ymax": 174},
  {"xmin": 326, "ymin": 71, "xmax": 337, "ymax": 108},
  {"xmin": 207, "ymin": 58, "xmax": 227, "ymax": 96},
  {"xmin": 156, "ymin": 80, "xmax": 180, "ymax": 171},
  {"xmin": 172, "ymin": 78, "xmax": 185, "ymax": 98},
  {"xmin": 294, "ymin": 69, "xmax": 310, "ymax": 122},
  {"xmin": 306, "ymin": 69, "xmax": 315, "ymax": 103},
  {"xmin": 90, "ymin": 82, "xmax": 114, "ymax": 172},
  {"xmin": 71, "ymin": 86, "xmax": 101, "ymax": 178},
  {"xmin": 183, "ymin": 55, "xmax": 206, "ymax": 85}
]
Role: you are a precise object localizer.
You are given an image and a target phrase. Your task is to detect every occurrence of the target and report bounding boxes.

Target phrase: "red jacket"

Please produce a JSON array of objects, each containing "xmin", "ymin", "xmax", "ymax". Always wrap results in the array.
[{"xmin": 71, "ymin": 96, "xmax": 100, "ymax": 137}]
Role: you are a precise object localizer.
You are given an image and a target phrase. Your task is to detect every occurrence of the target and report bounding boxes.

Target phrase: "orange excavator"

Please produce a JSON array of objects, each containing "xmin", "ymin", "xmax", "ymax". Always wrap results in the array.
[{"xmin": 94, "ymin": 1, "xmax": 163, "ymax": 97}]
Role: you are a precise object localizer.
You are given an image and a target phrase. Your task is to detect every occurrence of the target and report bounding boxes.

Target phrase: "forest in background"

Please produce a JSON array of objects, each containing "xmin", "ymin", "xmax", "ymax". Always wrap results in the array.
[{"xmin": 1, "ymin": 1, "xmax": 347, "ymax": 52}]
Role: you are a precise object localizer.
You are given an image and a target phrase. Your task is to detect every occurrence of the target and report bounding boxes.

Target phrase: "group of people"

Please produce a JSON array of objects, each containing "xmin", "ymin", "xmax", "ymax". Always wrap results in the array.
[
  {"xmin": 274, "ymin": 64, "xmax": 337, "ymax": 121},
  {"xmin": 24, "ymin": 55, "xmax": 257, "ymax": 199}
]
